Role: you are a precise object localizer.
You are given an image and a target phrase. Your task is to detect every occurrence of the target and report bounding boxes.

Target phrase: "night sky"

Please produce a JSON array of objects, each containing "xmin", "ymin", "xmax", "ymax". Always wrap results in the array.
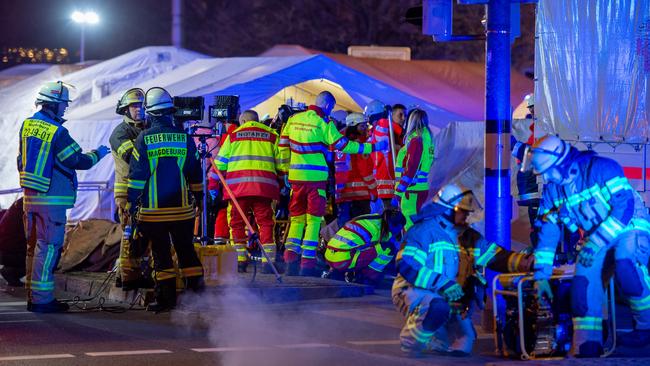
[{"xmin": 0, "ymin": 0, "xmax": 535, "ymax": 72}]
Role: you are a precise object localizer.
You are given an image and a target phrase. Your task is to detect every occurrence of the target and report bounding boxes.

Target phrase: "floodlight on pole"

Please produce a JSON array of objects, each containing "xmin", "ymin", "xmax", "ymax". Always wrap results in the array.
[{"xmin": 70, "ymin": 10, "xmax": 100, "ymax": 63}]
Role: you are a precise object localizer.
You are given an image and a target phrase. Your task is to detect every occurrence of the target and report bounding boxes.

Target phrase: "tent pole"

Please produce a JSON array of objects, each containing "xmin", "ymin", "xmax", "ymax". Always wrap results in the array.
[{"xmin": 485, "ymin": 0, "xmax": 512, "ymax": 249}]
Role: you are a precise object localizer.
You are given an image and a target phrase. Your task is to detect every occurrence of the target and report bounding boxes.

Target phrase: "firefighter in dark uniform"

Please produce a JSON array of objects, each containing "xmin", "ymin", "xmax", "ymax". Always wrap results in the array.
[
  {"xmin": 19, "ymin": 81, "xmax": 110, "ymax": 312},
  {"xmin": 110, "ymin": 88, "xmax": 150, "ymax": 290},
  {"xmin": 126, "ymin": 87, "xmax": 204, "ymax": 312}
]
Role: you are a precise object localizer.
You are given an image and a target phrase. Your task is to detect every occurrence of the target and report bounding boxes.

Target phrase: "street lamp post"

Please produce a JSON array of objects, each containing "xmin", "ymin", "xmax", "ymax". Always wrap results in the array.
[{"xmin": 71, "ymin": 11, "xmax": 99, "ymax": 63}]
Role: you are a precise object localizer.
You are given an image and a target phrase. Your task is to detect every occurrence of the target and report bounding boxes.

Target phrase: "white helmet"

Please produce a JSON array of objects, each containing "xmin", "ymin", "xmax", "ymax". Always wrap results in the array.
[
  {"xmin": 433, "ymin": 183, "xmax": 482, "ymax": 212},
  {"xmin": 36, "ymin": 81, "xmax": 72, "ymax": 105},
  {"xmin": 345, "ymin": 112, "xmax": 367, "ymax": 127},
  {"xmin": 525, "ymin": 93, "xmax": 534, "ymax": 108},
  {"xmin": 530, "ymin": 135, "xmax": 570, "ymax": 174},
  {"xmin": 144, "ymin": 87, "xmax": 175, "ymax": 115}
]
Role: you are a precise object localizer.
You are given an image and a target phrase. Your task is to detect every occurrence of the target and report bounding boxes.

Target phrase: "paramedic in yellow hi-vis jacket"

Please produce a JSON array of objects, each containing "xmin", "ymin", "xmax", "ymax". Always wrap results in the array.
[
  {"xmin": 18, "ymin": 81, "xmax": 110, "ymax": 313},
  {"xmin": 126, "ymin": 87, "xmax": 204, "ymax": 313},
  {"xmin": 110, "ymin": 88, "xmax": 150, "ymax": 290},
  {"xmin": 278, "ymin": 91, "xmax": 388, "ymax": 277}
]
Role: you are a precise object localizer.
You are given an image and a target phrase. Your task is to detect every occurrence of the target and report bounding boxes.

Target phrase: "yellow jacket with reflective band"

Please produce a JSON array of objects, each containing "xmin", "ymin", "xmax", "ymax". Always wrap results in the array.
[
  {"xmin": 18, "ymin": 110, "xmax": 100, "ymax": 209},
  {"xmin": 109, "ymin": 117, "xmax": 143, "ymax": 200},
  {"xmin": 127, "ymin": 116, "xmax": 203, "ymax": 222},
  {"xmin": 278, "ymin": 109, "xmax": 372, "ymax": 184},
  {"xmin": 395, "ymin": 128, "xmax": 434, "ymax": 192},
  {"xmin": 325, "ymin": 214, "xmax": 396, "ymax": 272},
  {"xmin": 214, "ymin": 121, "xmax": 282, "ymax": 200}
]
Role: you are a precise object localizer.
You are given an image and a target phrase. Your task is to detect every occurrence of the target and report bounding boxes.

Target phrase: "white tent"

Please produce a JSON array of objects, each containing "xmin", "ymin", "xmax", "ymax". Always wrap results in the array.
[
  {"xmin": 0, "ymin": 47, "xmax": 206, "ymax": 215},
  {"xmin": 2, "ymin": 49, "xmax": 532, "ymax": 221}
]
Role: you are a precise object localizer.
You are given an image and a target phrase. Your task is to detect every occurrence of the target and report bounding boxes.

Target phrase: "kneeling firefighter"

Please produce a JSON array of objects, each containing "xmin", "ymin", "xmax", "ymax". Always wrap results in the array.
[
  {"xmin": 392, "ymin": 183, "xmax": 534, "ymax": 356},
  {"xmin": 530, "ymin": 135, "xmax": 650, "ymax": 355},
  {"xmin": 324, "ymin": 208, "xmax": 405, "ymax": 284},
  {"xmin": 126, "ymin": 87, "xmax": 205, "ymax": 312}
]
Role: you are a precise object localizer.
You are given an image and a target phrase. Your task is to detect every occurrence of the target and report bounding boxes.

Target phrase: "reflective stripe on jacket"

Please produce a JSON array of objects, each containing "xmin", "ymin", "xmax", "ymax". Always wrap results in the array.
[
  {"xmin": 395, "ymin": 128, "xmax": 434, "ymax": 193},
  {"xmin": 109, "ymin": 117, "xmax": 143, "ymax": 200},
  {"xmin": 19, "ymin": 110, "xmax": 99, "ymax": 208},
  {"xmin": 214, "ymin": 121, "xmax": 281, "ymax": 200},
  {"xmin": 278, "ymin": 109, "xmax": 372, "ymax": 184},
  {"xmin": 371, "ymin": 118, "xmax": 403, "ymax": 199},
  {"xmin": 326, "ymin": 214, "xmax": 395, "ymax": 272},
  {"xmin": 127, "ymin": 116, "xmax": 203, "ymax": 222},
  {"xmin": 334, "ymin": 132, "xmax": 377, "ymax": 203}
]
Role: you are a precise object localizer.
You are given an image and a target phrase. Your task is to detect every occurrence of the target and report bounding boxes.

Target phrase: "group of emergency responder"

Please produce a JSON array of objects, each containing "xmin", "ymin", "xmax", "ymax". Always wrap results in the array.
[{"xmin": 15, "ymin": 81, "xmax": 650, "ymax": 359}]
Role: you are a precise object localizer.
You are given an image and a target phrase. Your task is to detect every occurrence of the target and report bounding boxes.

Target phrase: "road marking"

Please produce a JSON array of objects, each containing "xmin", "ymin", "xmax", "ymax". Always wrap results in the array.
[
  {"xmin": 0, "ymin": 354, "xmax": 75, "ymax": 361},
  {"xmin": 0, "ymin": 319, "xmax": 42, "ymax": 323},
  {"xmin": 0, "ymin": 301, "xmax": 27, "ymax": 306},
  {"xmin": 85, "ymin": 350, "xmax": 172, "ymax": 357},
  {"xmin": 275, "ymin": 343, "xmax": 331, "ymax": 349},
  {"xmin": 347, "ymin": 340, "xmax": 401, "ymax": 346},
  {"xmin": 0, "ymin": 311, "xmax": 31, "ymax": 315},
  {"xmin": 191, "ymin": 346, "xmax": 270, "ymax": 352}
]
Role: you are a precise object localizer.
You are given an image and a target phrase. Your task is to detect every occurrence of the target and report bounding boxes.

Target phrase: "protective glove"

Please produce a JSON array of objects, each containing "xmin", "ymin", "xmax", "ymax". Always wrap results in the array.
[
  {"xmin": 577, "ymin": 241, "xmax": 599, "ymax": 267},
  {"xmin": 209, "ymin": 190, "xmax": 218, "ymax": 201},
  {"xmin": 115, "ymin": 197, "xmax": 127, "ymax": 219},
  {"xmin": 125, "ymin": 201, "xmax": 137, "ymax": 220},
  {"xmin": 372, "ymin": 139, "xmax": 389, "ymax": 152},
  {"xmin": 535, "ymin": 279, "xmax": 554, "ymax": 302},
  {"xmin": 283, "ymin": 175, "xmax": 291, "ymax": 189},
  {"xmin": 442, "ymin": 283, "xmax": 464, "ymax": 302},
  {"xmin": 390, "ymin": 194, "xmax": 401, "ymax": 208},
  {"xmin": 94, "ymin": 145, "xmax": 111, "ymax": 160}
]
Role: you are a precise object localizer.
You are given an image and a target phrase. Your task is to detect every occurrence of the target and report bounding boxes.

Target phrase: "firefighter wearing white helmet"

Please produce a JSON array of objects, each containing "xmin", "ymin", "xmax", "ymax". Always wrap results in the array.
[
  {"xmin": 144, "ymin": 87, "xmax": 175, "ymax": 116},
  {"xmin": 393, "ymin": 182, "xmax": 533, "ymax": 356},
  {"xmin": 19, "ymin": 81, "xmax": 110, "ymax": 312},
  {"xmin": 530, "ymin": 135, "xmax": 650, "ymax": 355},
  {"xmin": 109, "ymin": 88, "xmax": 151, "ymax": 291}
]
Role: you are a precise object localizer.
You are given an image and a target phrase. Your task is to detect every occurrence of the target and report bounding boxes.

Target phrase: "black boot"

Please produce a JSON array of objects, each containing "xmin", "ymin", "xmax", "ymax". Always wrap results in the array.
[
  {"xmin": 147, "ymin": 280, "xmax": 176, "ymax": 313},
  {"xmin": 185, "ymin": 276, "xmax": 205, "ymax": 293},
  {"xmin": 237, "ymin": 261, "xmax": 248, "ymax": 273},
  {"xmin": 0, "ymin": 266, "xmax": 24, "ymax": 287},
  {"xmin": 27, "ymin": 299, "xmax": 69, "ymax": 313}
]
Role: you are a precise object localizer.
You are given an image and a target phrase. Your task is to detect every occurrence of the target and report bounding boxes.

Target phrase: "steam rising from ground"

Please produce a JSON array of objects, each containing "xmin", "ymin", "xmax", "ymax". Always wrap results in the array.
[{"xmin": 172, "ymin": 276, "xmax": 315, "ymax": 366}]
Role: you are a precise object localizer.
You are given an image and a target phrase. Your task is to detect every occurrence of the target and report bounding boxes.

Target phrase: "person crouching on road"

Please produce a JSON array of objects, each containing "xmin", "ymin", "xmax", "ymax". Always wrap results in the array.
[
  {"xmin": 126, "ymin": 87, "xmax": 205, "ymax": 313},
  {"xmin": 213, "ymin": 110, "xmax": 284, "ymax": 273},
  {"xmin": 19, "ymin": 81, "xmax": 110, "ymax": 313},
  {"xmin": 325, "ymin": 208, "xmax": 405, "ymax": 285},
  {"xmin": 392, "ymin": 183, "xmax": 534, "ymax": 357}
]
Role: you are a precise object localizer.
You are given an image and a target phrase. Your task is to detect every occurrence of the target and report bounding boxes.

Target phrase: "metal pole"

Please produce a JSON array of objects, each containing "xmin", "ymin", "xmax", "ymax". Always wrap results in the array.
[
  {"xmin": 386, "ymin": 108, "xmax": 397, "ymax": 177},
  {"xmin": 172, "ymin": 0, "xmax": 182, "ymax": 47},
  {"xmin": 80, "ymin": 24, "xmax": 85, "ymax": 63},
  {"xmin": 485, "ymin": 0, "xmax": 512, "ymax": 249},
  {"xmin": 644, "ymin": 143, "xmax": 648, "ymax": 192}
]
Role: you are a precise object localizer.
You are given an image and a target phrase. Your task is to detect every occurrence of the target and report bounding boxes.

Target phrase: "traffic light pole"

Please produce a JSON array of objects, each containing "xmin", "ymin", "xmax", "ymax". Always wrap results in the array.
[{"xmin": 485, "ymin": 0, "xmax": 512, "ymax": 249}]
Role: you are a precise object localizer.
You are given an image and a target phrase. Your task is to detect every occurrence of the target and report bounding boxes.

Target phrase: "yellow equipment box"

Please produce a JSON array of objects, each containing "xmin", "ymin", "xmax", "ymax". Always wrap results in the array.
[{"xmin": 194, "ymin": 244, "xmax": 238, "ymax": 286}]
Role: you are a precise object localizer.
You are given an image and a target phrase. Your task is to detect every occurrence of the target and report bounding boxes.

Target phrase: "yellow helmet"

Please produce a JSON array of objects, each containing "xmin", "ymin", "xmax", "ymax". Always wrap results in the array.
[
  {"xmin": 432, "ymin": 183, "xmax": 482, "ymax": 212},
  {"xmin": 116, "ymin": 88, "xmax": 145, "ymax": 115}
]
